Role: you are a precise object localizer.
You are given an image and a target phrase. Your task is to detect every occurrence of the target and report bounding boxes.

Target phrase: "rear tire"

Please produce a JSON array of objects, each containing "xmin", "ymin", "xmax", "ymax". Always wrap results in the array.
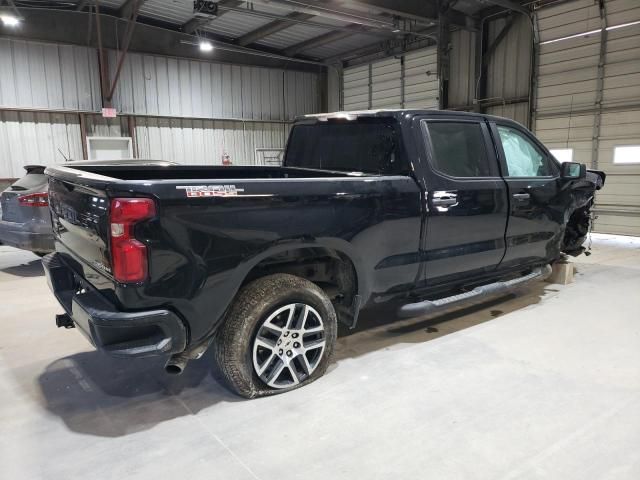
[{"xmin": 214, "ymin": 274, "xmax": 337, "ymax": 398}]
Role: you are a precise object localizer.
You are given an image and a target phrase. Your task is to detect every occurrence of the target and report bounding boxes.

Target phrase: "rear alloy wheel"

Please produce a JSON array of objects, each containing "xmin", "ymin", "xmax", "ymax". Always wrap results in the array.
[
  {"xmin": 252, "ymin": 303, "xmax": 326, "ymax": 389},
  {"xmin": 214, "ymin": 274, "xmax": 337, "ymax": 398}
]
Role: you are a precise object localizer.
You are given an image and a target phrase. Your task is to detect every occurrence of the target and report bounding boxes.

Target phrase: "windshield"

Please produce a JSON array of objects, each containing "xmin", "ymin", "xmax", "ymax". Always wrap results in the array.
[{"xmin": 284, "ymin": 118, "xmax": 407, "ymax": 175}]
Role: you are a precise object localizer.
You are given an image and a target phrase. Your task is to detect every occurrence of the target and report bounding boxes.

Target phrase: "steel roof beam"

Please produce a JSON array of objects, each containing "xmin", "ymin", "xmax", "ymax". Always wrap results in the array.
[
  {"xmin": 480, "ymin": 0, "xmax": 529, "ymax": 16},
  {"xmin": 335, "ymin": 0, "xmax": 470, "ymax": 29},
  {"xmin": 482, "ymin": 14, "xmax": 515, "ymax": 65},
  {"xmin": 242, "ymin": 0, "xmax": 395, "ymax": 29},
  {"xmin": 283, "ymin": 27, "xmax": 358, "ymax": 56},
  {"xmin": 237, "ymin": 11, "xmax": 315, "ymax": 46}
]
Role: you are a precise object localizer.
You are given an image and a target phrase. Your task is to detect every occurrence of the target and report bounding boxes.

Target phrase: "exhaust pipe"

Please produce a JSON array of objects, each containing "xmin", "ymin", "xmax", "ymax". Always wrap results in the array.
[{"xmin": 165, "ymin": 354, "xmax": 189, "ymax": 375}]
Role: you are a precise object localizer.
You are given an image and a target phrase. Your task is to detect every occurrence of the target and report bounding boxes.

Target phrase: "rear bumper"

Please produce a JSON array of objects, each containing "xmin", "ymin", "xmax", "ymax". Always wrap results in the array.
[
  {"xmin": 42, "ymin": 253, "xmax": 187, "ymax": 358},
  {"xmin": 0, "ymin": 219, "xmax": 54, "ymax": 252}
]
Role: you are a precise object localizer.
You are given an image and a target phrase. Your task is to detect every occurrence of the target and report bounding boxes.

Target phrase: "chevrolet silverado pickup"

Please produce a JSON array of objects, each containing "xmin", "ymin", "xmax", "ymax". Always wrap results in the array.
[{"xmin": 43, "ymin": 110, "xmax": 605, "ymax": 398}]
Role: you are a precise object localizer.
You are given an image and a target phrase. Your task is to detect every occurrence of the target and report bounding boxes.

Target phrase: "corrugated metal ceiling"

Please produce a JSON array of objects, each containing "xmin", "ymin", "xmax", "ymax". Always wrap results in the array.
[
  {"xmin": 138, "ymin": 0, "xmax": 195, "ymax": 24},
  {"xmin": 303, "ymin": 33, "xmax": 378, "ymax": 59},
  {"xmin": 93, "ymin": 0, "xmax": 410, "ymax": 60},
  {"xmin": 203, "ymin": 11, "xmax": 273, "ymax": 39}
]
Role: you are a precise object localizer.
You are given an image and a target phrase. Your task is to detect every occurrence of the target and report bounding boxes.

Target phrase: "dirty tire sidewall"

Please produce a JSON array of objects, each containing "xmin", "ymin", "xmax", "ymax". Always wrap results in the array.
[{"xmin": 214, "ymin": 274, "xmax": 337, "ymax": 399}]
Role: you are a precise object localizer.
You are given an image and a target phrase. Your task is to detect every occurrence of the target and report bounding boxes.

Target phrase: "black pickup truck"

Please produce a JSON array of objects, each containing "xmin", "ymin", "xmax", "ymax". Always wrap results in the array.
[{"xmin": 43, "ymin": 110, "xmax": 605, "ymax": 398}]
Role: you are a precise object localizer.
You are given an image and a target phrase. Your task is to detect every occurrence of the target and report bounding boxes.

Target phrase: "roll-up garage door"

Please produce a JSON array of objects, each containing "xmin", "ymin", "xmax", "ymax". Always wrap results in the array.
[
  {"xmin": 342, "ymin": 46, "xmax": 438, "ymax": 111},
  {"xmin": 534, "ymin": 0, "xmax": 640, "ymax": 236},
  {"xmin": 404, "ymin": 47, "xmax": 439, "ymax": 109},
  {"xmin": 371, "ymin": 57, "xmax": 402, "ymax": 109},
  {"xmin": 343, "ymin": 64, "xmax": 369, "ymax": 110}
]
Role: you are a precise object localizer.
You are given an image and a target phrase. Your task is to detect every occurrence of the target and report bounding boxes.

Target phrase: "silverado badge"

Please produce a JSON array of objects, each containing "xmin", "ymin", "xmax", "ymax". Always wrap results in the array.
[{"xmin": 176, "ymin": 185, "xmax": 245, "ymax": 198}]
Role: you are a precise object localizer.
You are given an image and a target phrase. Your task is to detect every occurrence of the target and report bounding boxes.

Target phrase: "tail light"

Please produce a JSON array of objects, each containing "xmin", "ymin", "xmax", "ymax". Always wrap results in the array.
[
  {"xmin": 109, "ymin": 198, "xmax": 156, "ymax": 283},
  {"xmin": 18, "ymin": 192, "xmax": 49, "ymax": 207}
]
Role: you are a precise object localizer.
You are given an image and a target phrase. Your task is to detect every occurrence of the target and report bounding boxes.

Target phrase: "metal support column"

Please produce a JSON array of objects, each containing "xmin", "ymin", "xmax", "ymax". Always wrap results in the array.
[
  {"xmin": 400, "ymin": 55, "xmax": 406, "ymax": 108},
  {"xmin": 437, "ymin": 1, "xmax": 451, "ymax": 110},
  {"xmin": 128, "ymin": 116, "xmax": 138, "ymax": 158},
  {"xmin": 529, "ymin": 11, "xmax": 540, "ymax": 131},
  {"xmin": 367, "ymin": 63, "xmax": 373, "ymax": 109},
  {"xmin": 79, "ymin": 113, "xmax": 88, "ymax": 160},
  {"xmin": 591, "ymin": 0, "xmax": 607, "ymax": 170}
]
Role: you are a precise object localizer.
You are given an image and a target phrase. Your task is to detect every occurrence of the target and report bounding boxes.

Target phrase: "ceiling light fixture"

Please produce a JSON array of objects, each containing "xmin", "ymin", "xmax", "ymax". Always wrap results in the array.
[
  {"xmin": 0, "ymin": 14, "xmax": 20, "ymax": 27},
  {"xmin": 199, "ymin": 40, "xmax": 214, "ymax": 53}
]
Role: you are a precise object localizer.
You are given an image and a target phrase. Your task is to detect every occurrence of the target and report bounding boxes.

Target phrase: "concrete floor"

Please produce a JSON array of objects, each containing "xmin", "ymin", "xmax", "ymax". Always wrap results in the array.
[{"xmin": 1, "ymin": 234, "xmax": 639, "ymax": 480}]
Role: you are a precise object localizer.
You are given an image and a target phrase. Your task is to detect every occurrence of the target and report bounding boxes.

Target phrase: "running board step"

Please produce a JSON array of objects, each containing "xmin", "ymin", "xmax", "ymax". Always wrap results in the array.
[{"xmin": 397, "ymin": 265, "xmax": 552, "ymax": 319}]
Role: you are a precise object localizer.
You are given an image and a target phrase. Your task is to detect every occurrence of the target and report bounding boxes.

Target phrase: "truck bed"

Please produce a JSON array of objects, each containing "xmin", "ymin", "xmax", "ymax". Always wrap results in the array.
[{"xmin": 63, "ymin": 164, "xmax": 362, "ymax": 181}]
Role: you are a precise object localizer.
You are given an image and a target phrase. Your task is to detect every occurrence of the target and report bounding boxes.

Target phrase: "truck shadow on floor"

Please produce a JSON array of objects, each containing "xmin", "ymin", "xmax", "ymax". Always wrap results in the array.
[
  {"xmin": 0, "ymin": 258, "xmax": 44, "ymax": 277},
  {"xmin": 335, "ymin": 283, "xmax": 549, "ymax": 361},
  {"xmin": 37, "ymin": 283, "xmax": 551, "ymax": 438},
  {"xmin": 37, "ymin": 349, "xmax": 240, "ymax": 437}
]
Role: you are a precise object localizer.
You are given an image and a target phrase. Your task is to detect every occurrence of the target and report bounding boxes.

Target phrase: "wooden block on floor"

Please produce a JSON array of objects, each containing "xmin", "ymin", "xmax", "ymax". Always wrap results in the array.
[{"xmin": 547, "ymin": 261, "xmax": 575, "ymax": 285}]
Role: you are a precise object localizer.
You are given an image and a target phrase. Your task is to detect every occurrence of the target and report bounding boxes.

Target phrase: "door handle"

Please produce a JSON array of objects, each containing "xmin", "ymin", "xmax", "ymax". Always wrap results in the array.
[
  {"xmin": 512, "ymin": 193, "xmax": 530, "ymax": 201},
  {"xmin": 432, "ymin": 191, "xmax": 458, "ymax": 207}
]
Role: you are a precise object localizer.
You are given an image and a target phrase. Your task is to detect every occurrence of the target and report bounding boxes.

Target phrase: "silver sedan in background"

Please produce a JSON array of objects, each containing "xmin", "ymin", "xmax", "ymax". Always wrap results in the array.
[
  {"xmin": 0, "ymin": 165, "xmax": 54, "ymax": 255},
  {"xmin": 0, "ymin": 160, "xmax": 179, "ymax": 255}
]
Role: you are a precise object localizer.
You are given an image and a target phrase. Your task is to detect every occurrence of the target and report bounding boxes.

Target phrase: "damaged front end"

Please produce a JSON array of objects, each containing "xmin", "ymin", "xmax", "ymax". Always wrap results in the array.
[{"xmin": 562, "ymin": 169, "xmax": 606, "ymax": 256}]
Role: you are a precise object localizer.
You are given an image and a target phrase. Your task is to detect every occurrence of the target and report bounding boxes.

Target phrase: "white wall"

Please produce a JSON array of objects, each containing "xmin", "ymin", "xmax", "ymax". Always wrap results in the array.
[
  {"xmin": 134, "ymin": 118, "xmax": 288, "ymax": 166},
  {"xmin": 0, "ymin": 111, "xmax": 83, "ymax": 177},
  {"xmin": 0, "ymin": 38, "xmax": 101, "ymax": 112},
  {"xmin": 109, "ymin": 50, "xmax": 320, "ymax": 121}
]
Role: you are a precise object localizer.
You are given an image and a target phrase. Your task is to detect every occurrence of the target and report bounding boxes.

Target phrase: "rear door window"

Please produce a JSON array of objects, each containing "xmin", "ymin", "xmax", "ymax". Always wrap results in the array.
[
  {"xmin": 424, "ymin": 121, "xmax": 497, "ymax": 177},
  {"xmin": 284, "ymin": 119, "xmax": 409, "ymax": 175}
]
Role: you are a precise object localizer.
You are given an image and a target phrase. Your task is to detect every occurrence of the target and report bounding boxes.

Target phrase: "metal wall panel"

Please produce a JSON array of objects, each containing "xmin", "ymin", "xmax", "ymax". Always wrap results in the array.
[
  {"xmin": 109, "ymin": 50, "xmax": 320, "ymax": 120},
  {"xmin": 0, "ymin": 38, "xmax": 101, "ymax": 112},
  {"xmin": 535, "ymin": 0, "xmax": 640, "ymax": 235},
  {"xmin": 135, "ymin": 117, "xmax": 288, "ymax": 166},
  {"xmin": 284, "ymin": 70, "xmax": 321, "ymax": 120},
  {"xmin": 0, "ymin": 111, "xmax": 82, "ymax": 177},
  {"xmin": 486, "ymin": 103, "xmax": 530, "ymax": 127},
  {"xmin": 403, "ymin": 47, "xmax": 438, "ymax": 109},
  {"xmin": 486, "ymin": 14, "xmax": 532, "ymax": 122},
  {"xmin": 449, "ymin": 30, "xmax": 477, "ymax": 108},
  {"xmin": 342, "ymin": 47, "xmax": 438, "ymax": 110}
]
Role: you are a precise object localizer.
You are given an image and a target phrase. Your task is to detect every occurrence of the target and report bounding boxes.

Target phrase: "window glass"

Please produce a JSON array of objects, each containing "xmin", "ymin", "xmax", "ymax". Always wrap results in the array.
[
  {"xmin": 284, "ymin": 119, "xmax": 408, "ymax": 175},
  {"xmin": 498, "ymin": 125, "xmax": 554, "ymax": 177},
  {"xmin": 613, "ymin": 145, "xmax": 640, "ymax": 164},
  {"xmin": 426, "ymin": 122, "xmax": 493, "ymax": 177},
  {"xmin": 549, "ymin": 148, "xmax": 573, "ymax": 163}
]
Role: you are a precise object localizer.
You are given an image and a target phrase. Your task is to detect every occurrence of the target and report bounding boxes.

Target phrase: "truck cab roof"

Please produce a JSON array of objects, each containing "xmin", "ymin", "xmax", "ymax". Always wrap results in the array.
[{"xmin": 299, "ymin": 109, "xmax": 524, "ymax": 128}]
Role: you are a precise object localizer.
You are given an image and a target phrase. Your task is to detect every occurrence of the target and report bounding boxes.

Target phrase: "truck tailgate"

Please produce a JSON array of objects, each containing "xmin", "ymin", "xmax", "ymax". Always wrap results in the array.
[{"xmin": 48, "ymin": 177, "xmax": 111, "ymax": 278}]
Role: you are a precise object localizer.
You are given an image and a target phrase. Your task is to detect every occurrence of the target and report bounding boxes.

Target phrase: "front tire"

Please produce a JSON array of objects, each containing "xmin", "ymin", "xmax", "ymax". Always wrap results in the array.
[{"xmin": 214, "ymin": 274, "xmax": 337, "ymax": 398}]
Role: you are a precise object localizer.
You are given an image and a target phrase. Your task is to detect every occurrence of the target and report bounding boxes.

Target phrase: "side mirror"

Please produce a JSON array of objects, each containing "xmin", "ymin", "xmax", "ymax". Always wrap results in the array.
[{"xmin": 560, "ymin": 162, "xmax": 586, "ymax": 180}]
